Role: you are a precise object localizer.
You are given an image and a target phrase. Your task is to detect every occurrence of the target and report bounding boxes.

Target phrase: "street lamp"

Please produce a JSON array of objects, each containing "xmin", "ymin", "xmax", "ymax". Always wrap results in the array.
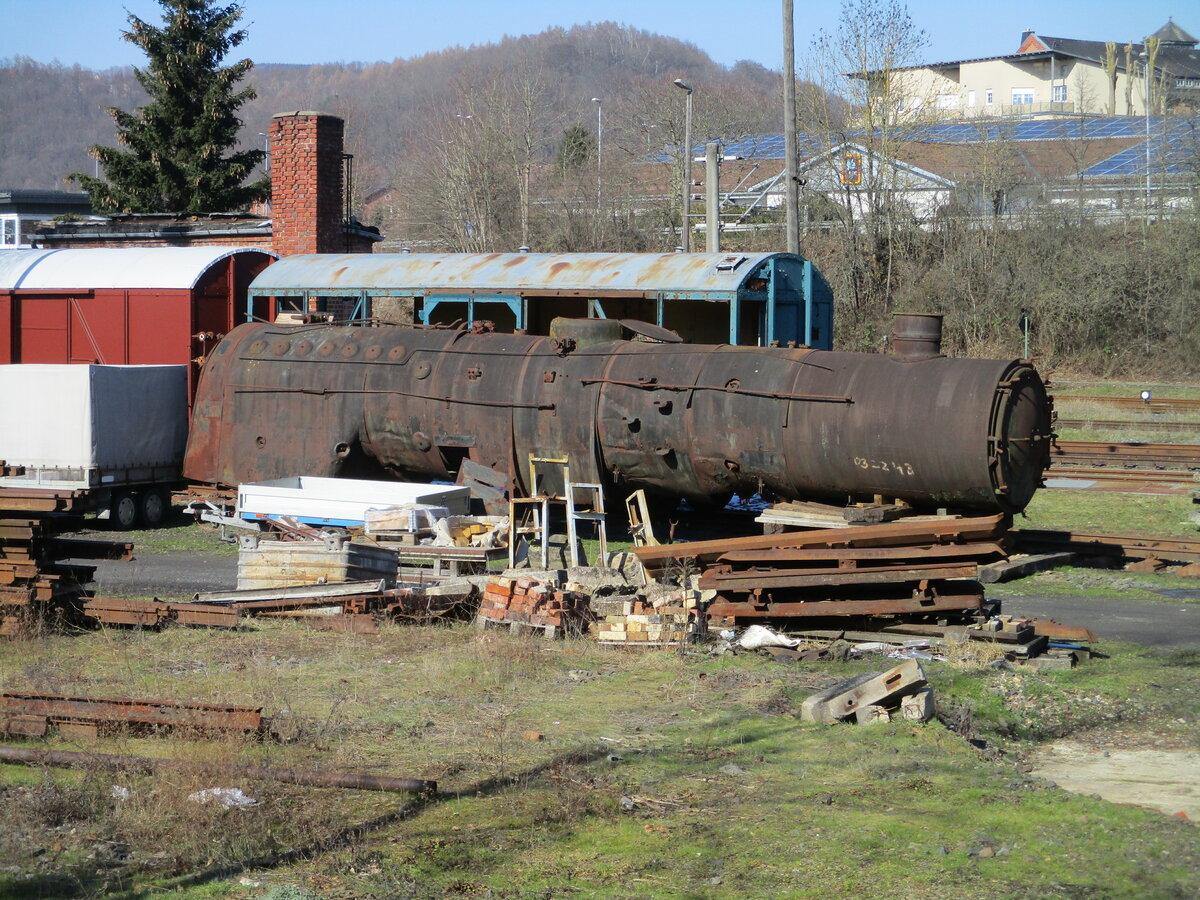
[
  {"xmin": 592, "ymin": 97, "xmax": 603, "ymax": 208},
  {"xmin": 1136, "ymin": 51, "xmax": 1152, "ymax": 213},
  {"xmin": 673, "ymin": 78, "xmax": 694, "ymax": 252},
  {"xmin": 592, "ymin": 98, "xmax": 603, "ymax": 170}
]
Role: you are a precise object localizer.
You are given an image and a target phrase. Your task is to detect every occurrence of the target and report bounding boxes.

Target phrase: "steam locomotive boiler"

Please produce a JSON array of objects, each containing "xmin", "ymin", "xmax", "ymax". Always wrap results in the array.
[{"xmin": 183, "ymin": 316, "xmax": 1053, "ymax": 514}]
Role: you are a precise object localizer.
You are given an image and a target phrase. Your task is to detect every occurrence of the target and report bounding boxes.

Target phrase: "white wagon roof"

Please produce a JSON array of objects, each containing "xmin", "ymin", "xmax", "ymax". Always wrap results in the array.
[{"xmin": 0, "ymin": 247, "xmax": 275, "ymax": 291}]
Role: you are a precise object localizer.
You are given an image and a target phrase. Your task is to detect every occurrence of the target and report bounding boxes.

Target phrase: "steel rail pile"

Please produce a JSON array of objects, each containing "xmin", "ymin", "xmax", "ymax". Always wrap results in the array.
[
  {"xmin": 83, "ymin": 579, "xmax": 475, "ymax": 632},
  {"xmin": 1, "ymin": 493, "xmax": 133, "ymax": 636},
  {"xmin": 0, "ymin": 691, "xmax": 265, "ymax": 740},
  {"xmin": 631, "ymin": 515, "xmax": 1007, "ymax": 622}
]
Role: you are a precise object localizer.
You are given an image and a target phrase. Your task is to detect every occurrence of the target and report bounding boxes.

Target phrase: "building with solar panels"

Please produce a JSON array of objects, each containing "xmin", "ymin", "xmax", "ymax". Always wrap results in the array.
[
  {"xmin": 724, "ymin": 116, "xmax": 1198, "ymax": 222},
  {"xmin": 853, "ymin": 20, "xmax": 1199, "ymax": 119}
]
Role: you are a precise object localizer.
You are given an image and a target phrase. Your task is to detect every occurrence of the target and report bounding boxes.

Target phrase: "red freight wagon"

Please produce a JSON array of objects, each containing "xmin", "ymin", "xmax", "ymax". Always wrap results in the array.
[{"xmin": 0, "ymin": 247, "xmax": 275, "ymax": 402}]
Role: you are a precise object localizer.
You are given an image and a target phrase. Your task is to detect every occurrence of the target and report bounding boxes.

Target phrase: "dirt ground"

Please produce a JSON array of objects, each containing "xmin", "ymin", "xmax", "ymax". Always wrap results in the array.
[{"xmin": 1030, "ymin": 742, "xmax": 1200, "ymax": 819}]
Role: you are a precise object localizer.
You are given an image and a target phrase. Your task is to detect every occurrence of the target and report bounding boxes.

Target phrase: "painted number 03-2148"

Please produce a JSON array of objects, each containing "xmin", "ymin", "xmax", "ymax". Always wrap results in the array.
[{"xmin": 854, "ymin": 458, "xmax": 915, "ymax": 475}]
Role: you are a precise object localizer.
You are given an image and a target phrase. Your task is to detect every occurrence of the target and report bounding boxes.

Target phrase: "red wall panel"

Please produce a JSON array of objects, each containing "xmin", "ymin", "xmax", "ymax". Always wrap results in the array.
[
  {"xmin": 68, "ymin": 293, "xmax": 128, "ymax": 363},
  {"xmin": 16, "ymin": 296, "xmax": 69, "ymax": 362},
  {"xmin": 128, "ymin": 291, "xmax": 191, "ymax": 365}
]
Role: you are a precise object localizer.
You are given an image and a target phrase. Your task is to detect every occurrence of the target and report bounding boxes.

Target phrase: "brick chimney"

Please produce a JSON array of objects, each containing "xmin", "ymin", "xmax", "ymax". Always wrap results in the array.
[{"xmin": 268, "ymin": 111, "xmax": 344, "ymax": 256}]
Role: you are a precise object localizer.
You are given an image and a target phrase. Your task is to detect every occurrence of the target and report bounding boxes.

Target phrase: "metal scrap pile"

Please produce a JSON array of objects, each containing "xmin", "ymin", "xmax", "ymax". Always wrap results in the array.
[{"xmin": 631, "ymin": 514, "xmax": 1007, "ymax": 625}]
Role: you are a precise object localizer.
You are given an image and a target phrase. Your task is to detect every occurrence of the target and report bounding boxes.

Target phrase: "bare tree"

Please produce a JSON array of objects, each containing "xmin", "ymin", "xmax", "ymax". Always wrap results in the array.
[{"xmin": 804, "ymin": 0, "xmax": 931, "ymax": 341}]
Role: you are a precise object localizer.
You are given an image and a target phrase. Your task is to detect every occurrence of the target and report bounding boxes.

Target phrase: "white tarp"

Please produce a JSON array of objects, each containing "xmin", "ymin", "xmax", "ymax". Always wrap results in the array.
[
  {"xmin": 238, "ymin": 476, "xmax": 471, "ymax": 524},
  {"xmin": 0, "ymin": 364, "xmax": 187, "ymax": 469}
]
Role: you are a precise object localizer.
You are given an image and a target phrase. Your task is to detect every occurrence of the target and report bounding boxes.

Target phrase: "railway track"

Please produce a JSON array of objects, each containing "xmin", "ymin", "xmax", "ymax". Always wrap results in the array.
[
  {"xmin": 1056, "ymin": 395, "xmax": 1200, "ymax": 414},
  {"xmin": 1050, "ymin": 440, "xmax": 1200, "ymax": 471},
  {"xmin": 1055, "ymin": 418, "xmax": 1200, "ymax": 435}
]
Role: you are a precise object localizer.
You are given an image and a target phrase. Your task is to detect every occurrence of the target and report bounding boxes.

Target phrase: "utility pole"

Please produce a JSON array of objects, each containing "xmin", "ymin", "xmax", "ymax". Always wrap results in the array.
[
  {"xmin": 705, "ymin": 141, "xmax": 721, "ymax": 252},
  {"xmin": 782, "ymin": 0, "xmax": 800, "ymax": 254},
  {"xmin": 593, "ymin": 97, "xmax": 603, "ymax": 208},
  {"xmin": 673, "ymin": 78, "xmax": 694, "ymax": 252}
]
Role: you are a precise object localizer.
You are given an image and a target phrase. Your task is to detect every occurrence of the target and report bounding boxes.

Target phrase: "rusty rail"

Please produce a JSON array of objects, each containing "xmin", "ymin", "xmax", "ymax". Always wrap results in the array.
[
  {"xmin": 699, "ymin": 561, "xmax": 982, "ymax": 592},
  {"xmin": 1, "ymin": 692, "xmax": 264, "ymax": 737},
  {"xmin": 1011, "ymin": 529, "xmax": 1200, "ymax": 564},
  {"xmin": 83, "ymin": 597, "xmax": 241, "ymax": 628},
  {"xmin": 1051, "ymin": 440, "xmax": 1200, "ymax": 471},
  {"xmin": 631, "ymin": 514, "xmax": 1006, "ymax": 573},
  {"xmin": 0, "ymin": 746, "xmax": 436, "ymax": 794},
  {"xmin": 705, "ymin": 582, "xmax": 985, "ymax": 620},
  {"xmin": 1056, "ymin": 395, "xmax": 1200, "ymax": 413}
]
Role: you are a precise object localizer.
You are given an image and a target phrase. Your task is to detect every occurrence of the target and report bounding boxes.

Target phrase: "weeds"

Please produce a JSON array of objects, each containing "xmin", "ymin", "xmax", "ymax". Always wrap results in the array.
[{"xmin": 2, "ymin": 620, "xmax": 1198, "ymax": 898}]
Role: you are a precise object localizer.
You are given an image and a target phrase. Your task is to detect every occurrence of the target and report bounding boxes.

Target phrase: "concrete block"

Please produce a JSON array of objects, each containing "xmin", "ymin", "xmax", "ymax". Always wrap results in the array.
[
  {"xmin": 854, "ymin": 704, "xmax": 891, "ymax": 725},
  {"xmin": 799, "ymin": 659, "xmax": 927, "ymax": 724},
  {"xmin": 900, "ymin": 687, "xmax": 935, "ymax": 722}
]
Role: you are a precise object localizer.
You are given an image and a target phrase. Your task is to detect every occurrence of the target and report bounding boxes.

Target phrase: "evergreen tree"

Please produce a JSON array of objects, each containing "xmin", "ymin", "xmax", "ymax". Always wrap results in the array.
[
  {"xmin": 555, "ymin": 124, "xmax": 595, "ymax": 174},
  {"xmin": 69, "ymin": 0, "xmax": 268, "ymax": 213}
]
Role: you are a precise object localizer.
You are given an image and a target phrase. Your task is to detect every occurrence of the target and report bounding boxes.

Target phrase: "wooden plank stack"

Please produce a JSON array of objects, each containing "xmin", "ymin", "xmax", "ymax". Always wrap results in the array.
[{"xmin": 475, "ymin": 575, "xmax": 592, "ymax": 637}]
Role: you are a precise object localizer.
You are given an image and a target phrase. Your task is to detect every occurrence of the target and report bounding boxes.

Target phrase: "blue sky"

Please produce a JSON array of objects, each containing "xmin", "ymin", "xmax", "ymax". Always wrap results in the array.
[{"xmin": 0, "ymin": 0, "xmax": 1190, "ymax": 71}]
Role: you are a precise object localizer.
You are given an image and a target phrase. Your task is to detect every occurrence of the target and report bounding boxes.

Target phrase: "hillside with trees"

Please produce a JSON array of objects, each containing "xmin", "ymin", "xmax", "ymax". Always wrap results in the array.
[
  {"xmin": 2, "ymin": 10, "xmax": 1196, "ymax": 377},
  {"xmin": 0, "ymin": 22, "xmax": 788, "ymax": 199}
]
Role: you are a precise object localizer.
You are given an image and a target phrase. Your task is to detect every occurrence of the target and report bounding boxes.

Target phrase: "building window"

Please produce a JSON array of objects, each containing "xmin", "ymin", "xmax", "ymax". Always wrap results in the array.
[
  {"xmin": 1, "ymin": 218, "xmax": 17, "ymax": 246},
  {"xmin": 841, "ymin": 153, "xmax": 863, "ymax": 185},
  {"xmin": 1012, "ymin": 88, "xmax": 1035, "ymax": 105},
  {"xmin": 968, "ymin": 90, "xmax": 976, "ymax": 107},
  {"xmin": 1051, "ymin": 84, "xmax": 1067, "ymax": 102},
  {"xmin": 985, "ymin": 89, "xmax": 994, "ymax": 105},
  {"xmin": 936, "ymin": 93, "xmax": 960, "ymax": 109}
]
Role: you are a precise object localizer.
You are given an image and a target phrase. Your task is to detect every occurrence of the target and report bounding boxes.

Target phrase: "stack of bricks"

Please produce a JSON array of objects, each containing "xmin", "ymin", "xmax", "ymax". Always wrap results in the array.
[
  {"xmin": 475, "ymin": 575, "xmax": 592, "ymax": 637},
  {"xmin": 594, "ymin": 590, "xmax": 696, "ymax": 647}
]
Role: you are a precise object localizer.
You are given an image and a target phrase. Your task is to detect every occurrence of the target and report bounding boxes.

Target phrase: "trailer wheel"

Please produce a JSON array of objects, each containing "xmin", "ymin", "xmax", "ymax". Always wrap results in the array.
[
  {"xmin": 139, "ymin": 490, "xmax": 168, "ymax": 529},
  {"xmin": 110, "ymin": 492, "xmax": 138, "ymax": 530}
]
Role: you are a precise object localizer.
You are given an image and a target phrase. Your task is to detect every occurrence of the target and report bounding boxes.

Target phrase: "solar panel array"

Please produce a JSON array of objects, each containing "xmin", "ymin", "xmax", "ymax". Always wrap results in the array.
[
  {"xmin": 1084, "ymin": 118, "xmax": 1199, "ymax": 177},
  {"xmin": 706, "ymin": 117, "xmax": 1198, "ymax": 179}
]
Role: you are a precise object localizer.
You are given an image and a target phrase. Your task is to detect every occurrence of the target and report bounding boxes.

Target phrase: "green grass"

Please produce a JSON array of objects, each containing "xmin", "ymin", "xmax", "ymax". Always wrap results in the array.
[
  {"xmin": 991, "ymin": 566, "xmax": 1200, "ymax": 602},
  {"xmin": 1017, "ymin": 488, "xmax": 1198, "ymax": 537},
  {"xmin": 1, "ymin": 624, "xmax": 1198, "ymax": 899},
  {"xmin": 1054, "ymin": 380, "xmax": 1200, "ymax": 399},
  {"xmin": 84, "ymin": 508, "xmax": 240, "ymax": 556}
]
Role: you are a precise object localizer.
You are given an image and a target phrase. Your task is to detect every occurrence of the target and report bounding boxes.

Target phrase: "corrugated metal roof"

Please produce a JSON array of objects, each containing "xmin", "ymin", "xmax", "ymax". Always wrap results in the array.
[
  {"xmin": 249, "ymin": 252, "xmax": 795, "ymax": 296},
  {"xmin": 0, "ymin": 247, "xmax": 276, "ymax": 291}
]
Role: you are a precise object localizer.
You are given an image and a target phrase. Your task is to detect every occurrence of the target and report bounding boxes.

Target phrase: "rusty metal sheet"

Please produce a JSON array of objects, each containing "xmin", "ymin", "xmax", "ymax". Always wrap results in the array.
[{"xmin": 247, "ymin": 252, "xmax": 788, "ymax": 297}]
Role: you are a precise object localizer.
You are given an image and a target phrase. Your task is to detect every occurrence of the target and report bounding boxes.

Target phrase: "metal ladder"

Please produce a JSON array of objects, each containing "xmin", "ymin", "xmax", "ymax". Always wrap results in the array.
[{"xmin": 566, "ymin": 481, "xmax": 607, "ymax": 568}]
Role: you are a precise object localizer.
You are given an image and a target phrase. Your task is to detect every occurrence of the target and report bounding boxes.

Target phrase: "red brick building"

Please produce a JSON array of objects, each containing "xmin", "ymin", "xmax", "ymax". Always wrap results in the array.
[{"xmin": 35, "ymin": 111, "xmax": 381, "ymax": 255}]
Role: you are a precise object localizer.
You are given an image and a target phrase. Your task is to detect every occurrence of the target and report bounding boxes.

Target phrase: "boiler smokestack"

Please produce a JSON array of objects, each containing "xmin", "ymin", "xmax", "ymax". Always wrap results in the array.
[{"xmin": 890, "ymin": 313, "xmax": 944, "ymax": 361}]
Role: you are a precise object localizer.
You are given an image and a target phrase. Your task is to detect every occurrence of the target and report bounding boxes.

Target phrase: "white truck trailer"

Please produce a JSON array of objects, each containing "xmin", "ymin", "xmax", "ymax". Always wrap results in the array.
[{"xmin": 0, "ymin": 364, "xmax": 188, "ymax": 528}]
